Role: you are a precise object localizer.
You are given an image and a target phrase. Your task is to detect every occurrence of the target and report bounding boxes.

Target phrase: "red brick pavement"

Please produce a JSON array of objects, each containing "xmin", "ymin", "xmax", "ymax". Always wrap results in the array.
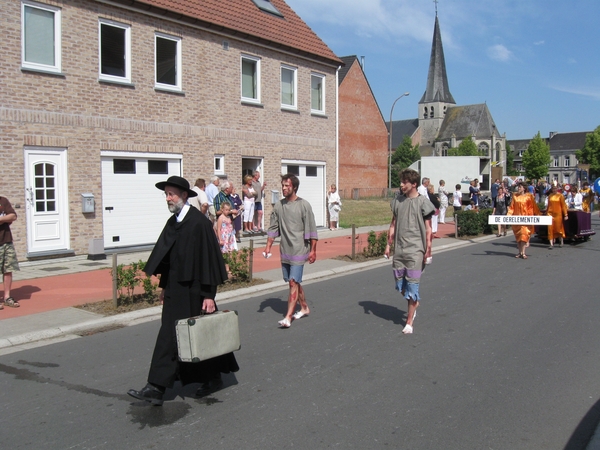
[{"xmin": 0, "ymin": 223, "xmax": 456, "ymax": 320}]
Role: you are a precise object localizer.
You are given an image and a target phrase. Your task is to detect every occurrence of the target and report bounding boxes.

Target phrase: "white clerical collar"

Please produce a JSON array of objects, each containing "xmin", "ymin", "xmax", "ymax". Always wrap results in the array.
[{"xmin": 176, "ymin": 203, "xmax": 191, "ymax": 222}]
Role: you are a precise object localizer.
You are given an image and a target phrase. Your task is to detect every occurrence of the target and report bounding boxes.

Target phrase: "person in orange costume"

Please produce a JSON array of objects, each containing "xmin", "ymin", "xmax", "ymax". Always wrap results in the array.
[
  {"xmin": 507, "ymin": 181, "xmax": 540, "ymax": 259},
  {"xmin": 546, "ymin": 184, "xmax": 568, "ymax": 249}
]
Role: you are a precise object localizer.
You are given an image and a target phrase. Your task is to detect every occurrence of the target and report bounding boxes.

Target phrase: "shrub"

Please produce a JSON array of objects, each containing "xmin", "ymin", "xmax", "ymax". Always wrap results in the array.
[
  {"xmin": 479, "ymin": 208, "xmax": 495, "ymax": 235},
  {"xmin": 111, "ymin": 259, "xmax": 159, "ymax": 303},
  {"xmin": 363, "ymin": 230, "xmax": 389, "ymax": 257},
  {"xmin": 455, "ymin": 210, "xmax": 496, "ymax": 237},
  {"xmin": 223, "ymin": 247, "xmax": 252, "ymax": 282}
]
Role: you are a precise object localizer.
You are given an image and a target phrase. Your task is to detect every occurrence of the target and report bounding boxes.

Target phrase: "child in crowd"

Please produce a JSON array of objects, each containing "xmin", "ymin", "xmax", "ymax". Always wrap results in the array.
[
  {"xmin": 215, "ymin": 201, "xmax": 236, "ymax": 278},
  {"xmin": 464, "ymin": 200, "xmax": 477, "ymax": 211},
  {"xmin": 453, "ymin": 184, "xmax": 462, "ymax": 212}
]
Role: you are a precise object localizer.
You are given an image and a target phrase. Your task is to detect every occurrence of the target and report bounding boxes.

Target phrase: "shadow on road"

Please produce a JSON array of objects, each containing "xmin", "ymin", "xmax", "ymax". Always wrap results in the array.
[
  {"xmin": 564, "ymin": 396, "xmax": 600, "ymax": 450},
  {"xmin": 358, "ymin": 300, "xmax": 405, "ymax": 325},
  {"xmin": 256, "ymin": 297, "xmax": 288, "ymax": 315}
]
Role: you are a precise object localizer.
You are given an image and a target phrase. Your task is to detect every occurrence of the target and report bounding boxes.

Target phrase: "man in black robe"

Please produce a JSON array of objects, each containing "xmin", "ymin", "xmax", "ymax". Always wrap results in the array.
[{"xmin": 128, "ymin": 176, "xmax": 239, "ymax": 405}]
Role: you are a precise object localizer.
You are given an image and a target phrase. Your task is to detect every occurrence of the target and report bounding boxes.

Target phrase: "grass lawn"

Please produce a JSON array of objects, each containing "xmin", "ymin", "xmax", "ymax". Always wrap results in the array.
[{"xmin": 339, "ymin": 198, "xmax": 392, "ymax": 229}]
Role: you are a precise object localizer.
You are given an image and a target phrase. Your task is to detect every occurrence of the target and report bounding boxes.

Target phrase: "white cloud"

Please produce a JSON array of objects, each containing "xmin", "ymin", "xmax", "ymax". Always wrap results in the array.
[
  {"xmin": 534, "ymin": 40, "xmax": 545, "ymax": 45},
  {"xmin": 285, "ymin": 0, "xmax": 439, "ymax": 45},
  {"xmin": 549, "ymin": 85, "xmax": 600, "ymax": 101},
  {"xmin": 487, "ymin": 44, "xmax": 513, "ymax": 62}
]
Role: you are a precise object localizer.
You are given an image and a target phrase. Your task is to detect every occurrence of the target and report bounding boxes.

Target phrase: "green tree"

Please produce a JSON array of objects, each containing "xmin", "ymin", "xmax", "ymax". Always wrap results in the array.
[
  {"xmin": 447, "ymin": 135, "xmax": 478, "ymax": 156},
  {"xmin": 505, "ymin": 144, "xmax": 518, "ymax": 176},
  {"xmin": 522, "ymin": 132, "xmax": 551, "ymax": 180},
  {"xmin": 576, "ymin": 126, "xmax": 600, "ymax": 179},
  {"xmin": 391, "ymin": 135, "xmax": 420, "ymax": 187}
]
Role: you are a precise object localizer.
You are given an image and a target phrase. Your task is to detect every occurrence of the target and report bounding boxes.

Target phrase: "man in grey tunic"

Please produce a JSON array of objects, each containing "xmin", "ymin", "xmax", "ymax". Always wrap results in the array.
[
  {"xmin": 384, "ymin": 169, "xmax": 434, "ymax": 335},
  {"xmin": 264, "ymin": 174, "xmax": 318, "ymax": 328}
]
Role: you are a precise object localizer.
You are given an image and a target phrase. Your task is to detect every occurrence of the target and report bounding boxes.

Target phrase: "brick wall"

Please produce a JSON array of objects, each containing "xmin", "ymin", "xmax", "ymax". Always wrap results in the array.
[
  {"xmin": 338, "ymin": 60, "xmax": 388, "ymax": 195},
  {"xmin": 1, "ymin": 0, "xmax": 338, "ymax": 258}
]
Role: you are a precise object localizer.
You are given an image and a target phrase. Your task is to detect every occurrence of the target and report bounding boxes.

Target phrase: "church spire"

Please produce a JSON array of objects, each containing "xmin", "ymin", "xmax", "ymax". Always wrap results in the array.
[{"xmin": 419, "ymin": 14, "xmax": 455, "ymax": 104}]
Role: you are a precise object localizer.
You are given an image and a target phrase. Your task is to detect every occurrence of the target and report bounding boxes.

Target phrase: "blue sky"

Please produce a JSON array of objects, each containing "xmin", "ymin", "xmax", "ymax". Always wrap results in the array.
[{"xmin": 286, "ymin": 0, "xmax": 600, "ymax": 140}]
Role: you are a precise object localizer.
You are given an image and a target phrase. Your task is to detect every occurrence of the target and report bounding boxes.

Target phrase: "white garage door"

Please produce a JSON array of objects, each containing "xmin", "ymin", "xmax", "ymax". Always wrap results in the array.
[
  {"xmin": 282, "ymin": 161, "xmax": 326, "ymax": 227},
  {"xmin": 101, "ymin": 152, "xmax": 182, "ymax": 248}
]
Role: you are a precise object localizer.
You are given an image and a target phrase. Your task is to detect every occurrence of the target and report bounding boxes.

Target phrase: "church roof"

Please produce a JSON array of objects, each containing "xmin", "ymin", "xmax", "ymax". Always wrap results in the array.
[
  {"xmin": 114, "ymin": 0, "xmax": 341, "ymax": 65},
  {"xmin": 437, "ymin": 103, "xmax": 500, "ymax": 141},
  {"xmin": 386, "ymin": 118, "xmax": 419, "ymax": 149},
  {"xmin": 419, "ymin": 15, "xmax": 455, "ymax": 105}
]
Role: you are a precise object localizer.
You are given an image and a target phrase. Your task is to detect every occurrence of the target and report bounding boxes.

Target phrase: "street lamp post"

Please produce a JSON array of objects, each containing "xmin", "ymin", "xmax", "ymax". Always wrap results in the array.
[{"xmin": 388, "ymin": 92, "xmax": 410, "ymax": 190}]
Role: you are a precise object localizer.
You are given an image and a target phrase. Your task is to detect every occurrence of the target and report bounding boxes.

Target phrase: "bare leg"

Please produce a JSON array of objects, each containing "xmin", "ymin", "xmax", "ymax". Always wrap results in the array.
[
  {"xmin": 406, "ymin": 299, "xmax": 418, "ymax": 327},
  {"xmin": 285, "ymin": 280, "xmax": 300, "ymax": 321},
  {"xmin": 257, "ymin": 210, "xmax": 264, "ymax": 230},
  {"xmin": 296, "ymin": 283, "xmax": 310, "ymax": 315},
  {"xmin": 3, "ymin": 272, "xmax": 12, "ymax": 299},
  {"xmin": 519, "ymin": 241, "xmax": 528, "ymax": 258}
]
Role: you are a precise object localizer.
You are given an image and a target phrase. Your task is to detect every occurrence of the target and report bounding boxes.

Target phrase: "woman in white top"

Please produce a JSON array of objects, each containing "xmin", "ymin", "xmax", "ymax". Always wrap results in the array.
[
  {"xmin": 572, "ymin": 186, "xmax": 583, "ymax": 211},
  {"xmin": 327, "ymin": 184, "xmax": 342, "ymax": 230},
  {"xmin": 438, "ymin": 179, "xmax": 449, "ymax": 223},
  {"xmin": 242, "ymin": 175, "xmax": 256, "ymax": 233}
]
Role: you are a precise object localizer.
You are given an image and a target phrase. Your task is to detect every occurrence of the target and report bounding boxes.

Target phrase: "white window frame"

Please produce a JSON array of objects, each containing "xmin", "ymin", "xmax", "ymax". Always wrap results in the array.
[
  {"xmin": 241, "ymin": 55, "xmax": 261, "ymax": 103},
  {"xmin": 98, "ymin": 18, "xmax": 132, "ymax": 84},
  {"xmin": 564, "ymin": 156, "xmax": 570, "ymax": 167},
  {"xmin": 214, "ymin": 155, "xmax": 225, "ymax": 175},
  {"xmin": 281, "ymin": 64, "xmax": 297, "ymax": 110},
  {"xmin": 311, "ymin": 73, "xmax": 325, "ymax": 114},
  {"xmin": 553, "ymin": 156, "xmax": 559, "ymax": 167},
  {"xmin": 154, "ymin": 32, "xmax": 181, "ymax": 91},
  {"xmin": 21, "ymin": 0, "xmax": 62, "ymax": 73}
]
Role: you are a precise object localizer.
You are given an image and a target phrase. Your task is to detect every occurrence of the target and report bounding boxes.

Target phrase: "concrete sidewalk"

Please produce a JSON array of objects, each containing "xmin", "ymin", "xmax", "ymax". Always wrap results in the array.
[{"xmin": 0, "ymin": 221, "xmax": 476, "ymax": 353}]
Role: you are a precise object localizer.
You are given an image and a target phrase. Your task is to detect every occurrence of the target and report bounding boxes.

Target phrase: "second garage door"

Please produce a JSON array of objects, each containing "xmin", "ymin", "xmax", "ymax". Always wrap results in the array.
[{"xmin": 282, "ymin": 160, "xmax": 326, "ymax": 227}]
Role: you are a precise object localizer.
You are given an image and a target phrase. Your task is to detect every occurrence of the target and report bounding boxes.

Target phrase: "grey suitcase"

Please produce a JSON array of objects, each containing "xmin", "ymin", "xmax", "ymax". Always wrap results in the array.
[{"xmin": 175, "ymin": 310, "xmax": 241, "ymax": 363}]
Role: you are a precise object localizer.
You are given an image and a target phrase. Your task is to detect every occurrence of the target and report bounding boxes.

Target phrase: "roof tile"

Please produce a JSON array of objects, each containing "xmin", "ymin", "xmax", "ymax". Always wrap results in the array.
[{"xmin": 132, "ymin": 0, "xmax": 341, "ymax": 64}]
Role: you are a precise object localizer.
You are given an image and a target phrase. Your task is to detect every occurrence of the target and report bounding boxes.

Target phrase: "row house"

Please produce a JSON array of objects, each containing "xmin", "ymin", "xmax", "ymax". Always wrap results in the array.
[
  {"xmin": 508, "ymin": 131, "xmax": 590, "ymax": 184},
  {"xmin": 1, "ymin": 0, "xmax": 341, "ymax": 259}
]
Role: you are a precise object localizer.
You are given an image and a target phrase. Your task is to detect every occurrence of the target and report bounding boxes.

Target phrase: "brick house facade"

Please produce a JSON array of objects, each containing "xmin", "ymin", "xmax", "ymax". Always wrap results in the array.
[
  {"xmin": 338, "ymin": 56, "xmax": 388, "ymax": 199},
  {"xmin": 1, "ymin": 0, "xmax": 341, "ymax": 259}
]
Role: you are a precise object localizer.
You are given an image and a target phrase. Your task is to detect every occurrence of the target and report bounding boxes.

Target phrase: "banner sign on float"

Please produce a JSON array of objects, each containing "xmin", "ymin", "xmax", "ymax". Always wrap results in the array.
[{"xmin": 488, "ymin": 215, "xmax": 552, "ymax": 225}]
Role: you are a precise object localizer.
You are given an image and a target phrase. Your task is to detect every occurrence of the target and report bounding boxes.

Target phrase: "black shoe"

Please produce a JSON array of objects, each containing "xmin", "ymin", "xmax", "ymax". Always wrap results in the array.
[
  {"xmin": 128, "ymin": 383, "xmax": 165, "ymax": 406},
  {"xmin": 196, "ymin": 377, "xmax": 224, "ymax": 398}
]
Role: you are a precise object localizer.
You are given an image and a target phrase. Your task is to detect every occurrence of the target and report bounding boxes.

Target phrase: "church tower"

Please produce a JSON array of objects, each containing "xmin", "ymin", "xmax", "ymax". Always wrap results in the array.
[{"xmin": 419, "ymin": 12, "xmax": 455, "ymax": 147}]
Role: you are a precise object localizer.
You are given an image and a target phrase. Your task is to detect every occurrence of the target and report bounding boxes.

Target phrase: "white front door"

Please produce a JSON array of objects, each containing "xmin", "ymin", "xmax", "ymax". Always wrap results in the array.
[{"xmin": 24, "ymin": 148, "xmax": 70, "ymax": 254}]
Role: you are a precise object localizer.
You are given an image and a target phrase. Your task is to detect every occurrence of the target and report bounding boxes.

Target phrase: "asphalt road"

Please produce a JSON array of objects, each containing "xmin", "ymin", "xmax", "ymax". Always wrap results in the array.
[{"xmin": 1, "ymin": 227, "xmax": 599, "ymax": 449}]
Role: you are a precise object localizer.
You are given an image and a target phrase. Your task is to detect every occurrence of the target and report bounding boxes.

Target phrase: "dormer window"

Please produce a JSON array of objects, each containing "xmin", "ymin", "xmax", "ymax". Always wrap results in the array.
[{"xmin": 252, "ymin": 0, "xmax": 283, "ymax": 17}]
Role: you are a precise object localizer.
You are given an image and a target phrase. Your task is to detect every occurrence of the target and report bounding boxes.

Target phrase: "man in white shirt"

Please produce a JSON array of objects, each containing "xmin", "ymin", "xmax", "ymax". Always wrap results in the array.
[
  {"xmin": 205, "ymin": 175, "xmax": 220, "ymax": 222},
  {"xmin": 188, "ymin": 178, "xmax": 210, "ymax": 218},
  {"xmin": 417, "ymin": 177, "xmax": 430, "ymax": 197}
]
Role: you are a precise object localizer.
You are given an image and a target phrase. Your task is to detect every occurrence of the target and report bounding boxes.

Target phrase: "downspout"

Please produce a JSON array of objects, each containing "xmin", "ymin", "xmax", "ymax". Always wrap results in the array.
[{"xmin": 336, "ymin": 65, "xmax": 340, "ymax": 190}]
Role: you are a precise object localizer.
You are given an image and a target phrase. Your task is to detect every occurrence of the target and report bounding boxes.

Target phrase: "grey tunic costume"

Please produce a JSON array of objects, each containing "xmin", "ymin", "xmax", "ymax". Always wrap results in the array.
[
  {"xmin": 267, "ymin": 197, "xmax": 318, "ymax": 265},
  {"xmin": 390, "ymin": 193, "xmax": 435, "ymax": 282}
]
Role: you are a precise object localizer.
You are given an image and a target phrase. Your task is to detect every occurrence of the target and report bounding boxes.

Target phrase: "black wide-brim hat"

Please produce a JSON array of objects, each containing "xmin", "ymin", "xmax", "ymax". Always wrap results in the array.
[{"xmin": 155, "ymin": 175, "xmax": 198, "ymax": 197}]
